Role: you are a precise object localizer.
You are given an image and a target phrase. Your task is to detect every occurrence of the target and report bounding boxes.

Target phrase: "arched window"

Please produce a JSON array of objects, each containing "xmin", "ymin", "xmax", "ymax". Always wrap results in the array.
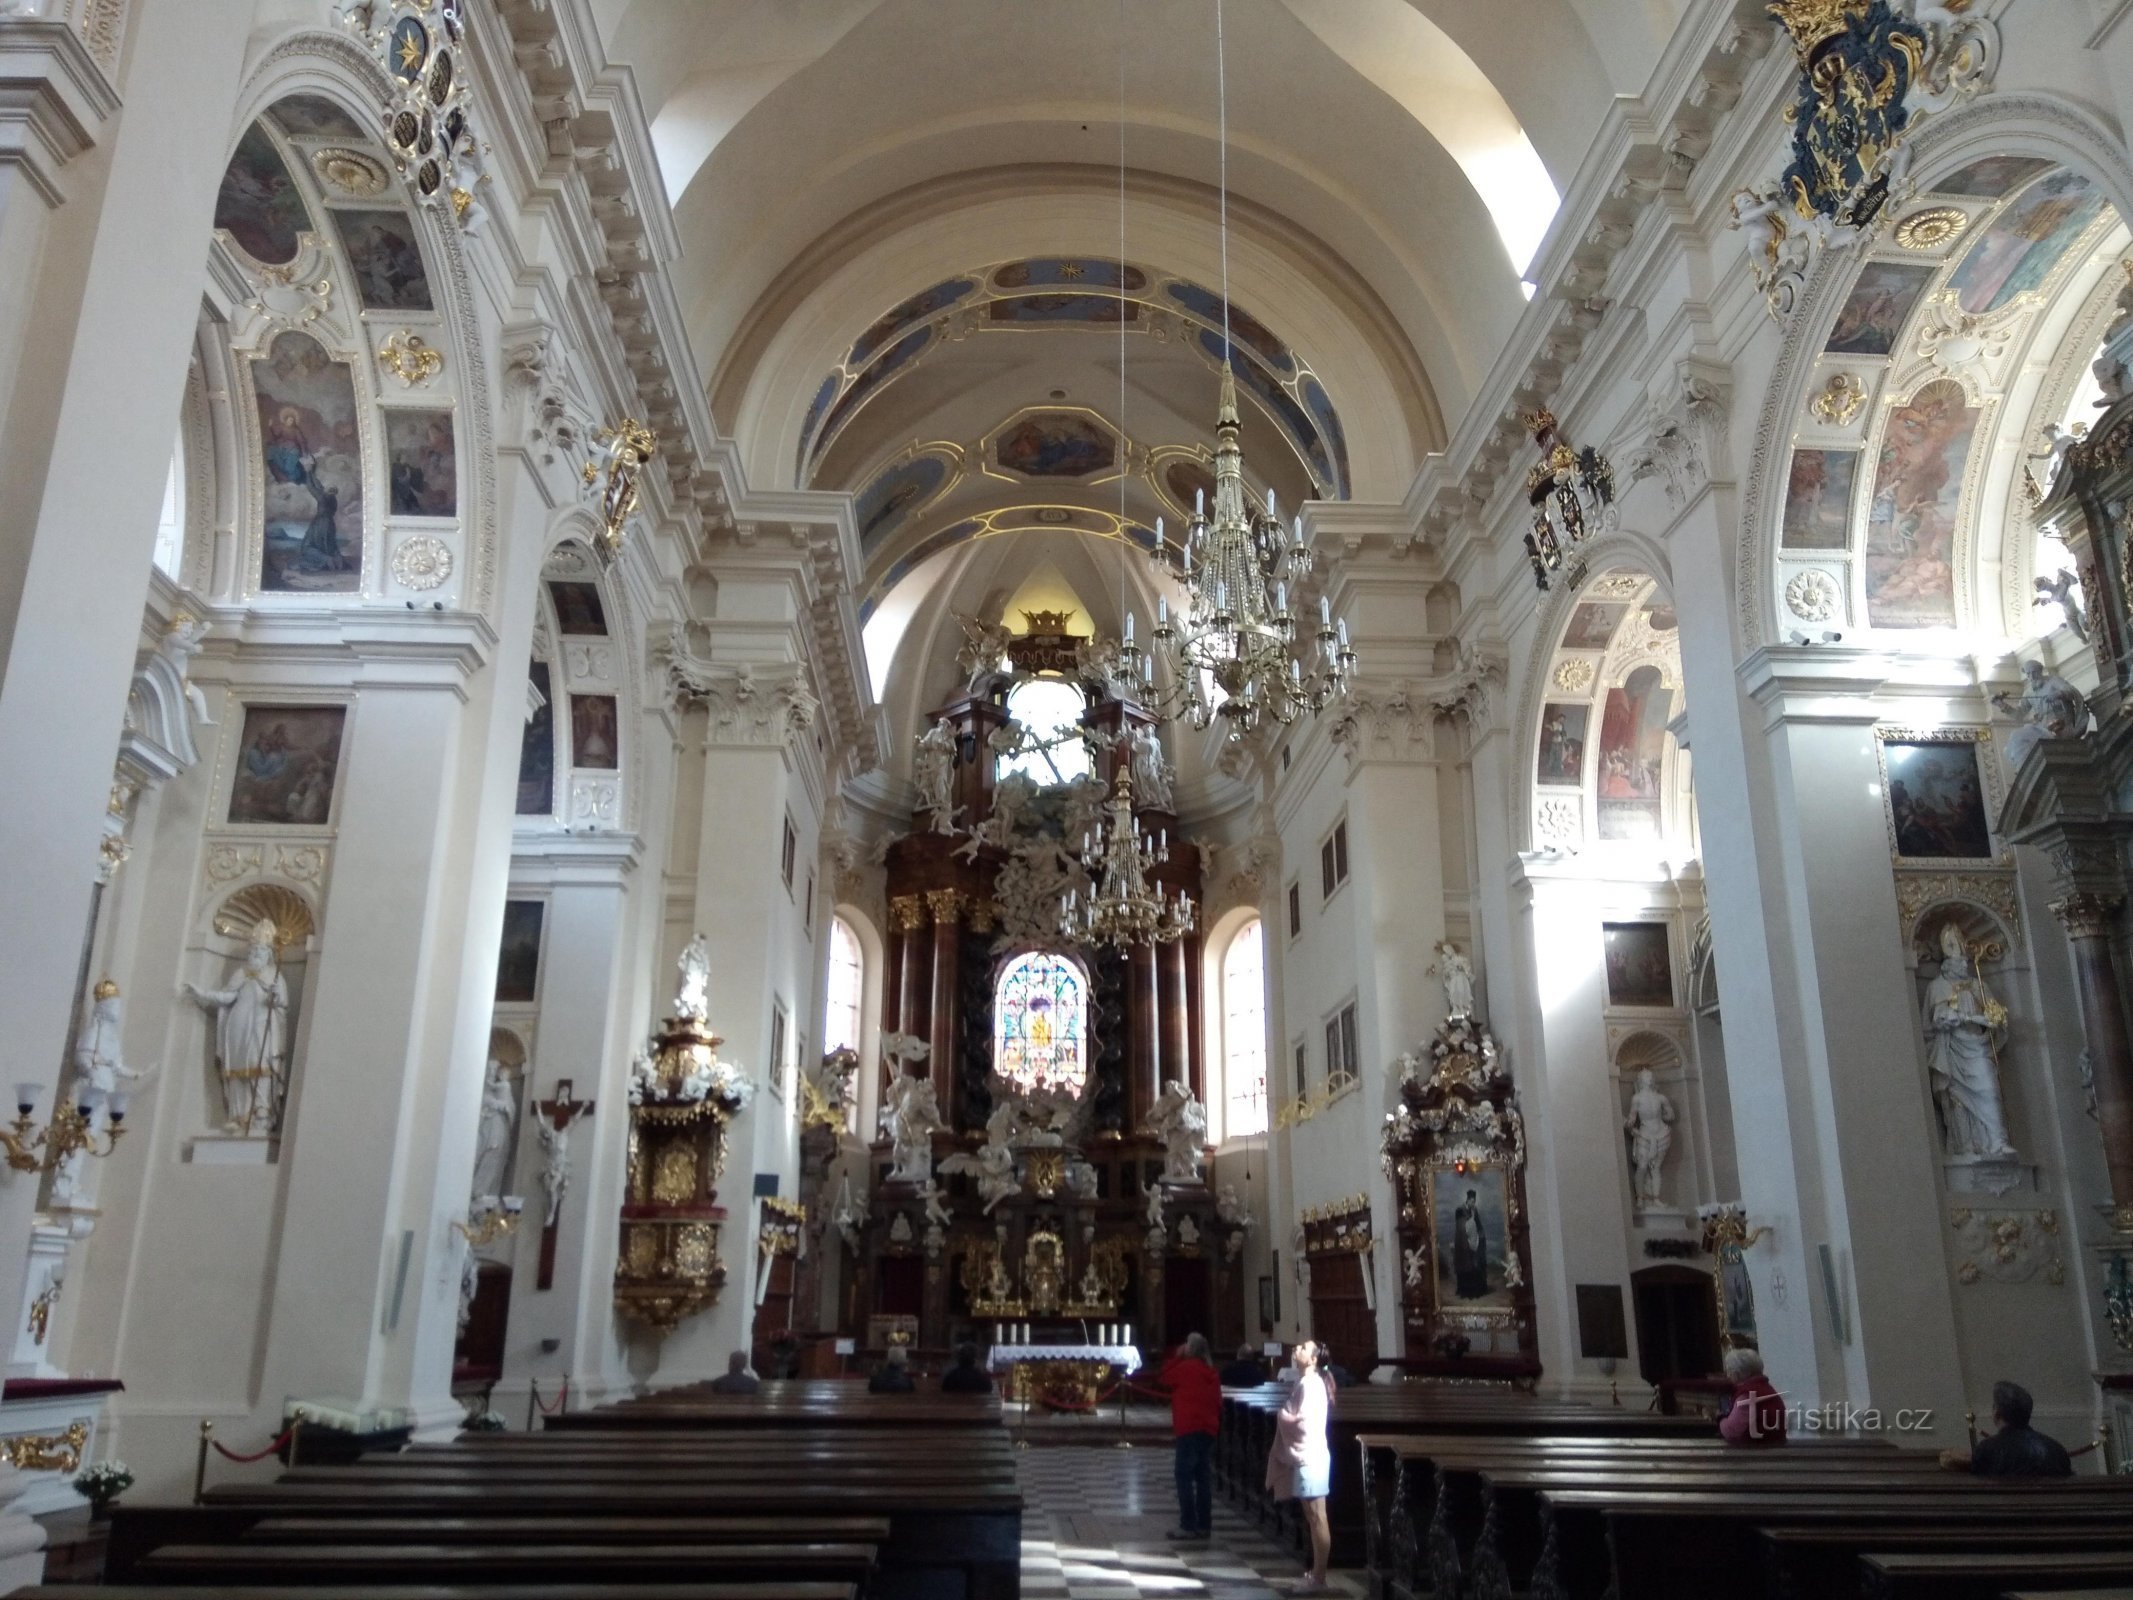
[
  {"xmin": 152, "ymin": 435, "xmax": 186, "ymax": 578},
  {"xmin": 825, "ymin": 915, "xmax": 864, "ymax": 1053},
  {"xmin": 998, "ymin": 678, "xmax": 1090, "ymax": 787},
  {"xmin": 993, "ymin": 950, "xmax": 1087, "ymax": 1094},
  {"xmin": 1221, "ymin": 918, "xmax": 1268, "ymax": 1138}
]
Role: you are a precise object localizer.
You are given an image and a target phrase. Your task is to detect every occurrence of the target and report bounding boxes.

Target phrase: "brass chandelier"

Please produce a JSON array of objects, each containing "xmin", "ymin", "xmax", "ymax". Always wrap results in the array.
[
  {"xmin": 1062, "ymin": 769, "xmax": 1194, "ymax": 948},
  {"xmin": 1123, "ymin": 0, "xmax": 1354, "ymax": 740},
  {"xmin": 1131, "ymin": 368, "xmax": 1353, "ymax": 739}
]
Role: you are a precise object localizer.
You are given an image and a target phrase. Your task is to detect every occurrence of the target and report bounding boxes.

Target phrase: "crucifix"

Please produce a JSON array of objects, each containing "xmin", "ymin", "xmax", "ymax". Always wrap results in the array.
[{"xmin": 530, "ymin": 1078, "xmax": 595, "ymax": 1290}]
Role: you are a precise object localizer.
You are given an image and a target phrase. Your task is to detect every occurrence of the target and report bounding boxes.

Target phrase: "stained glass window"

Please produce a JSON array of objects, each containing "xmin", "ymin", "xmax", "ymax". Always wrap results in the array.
[{"xmin": 993, "ymin": 950, "xmax": 1087, "ymax": 1094}]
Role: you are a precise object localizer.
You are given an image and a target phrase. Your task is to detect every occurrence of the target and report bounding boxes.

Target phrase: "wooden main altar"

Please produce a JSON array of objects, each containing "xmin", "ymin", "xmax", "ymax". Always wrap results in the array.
[{"xmin": 807, "ymin": 619, "xmax": 1249, "ymax": 1363}]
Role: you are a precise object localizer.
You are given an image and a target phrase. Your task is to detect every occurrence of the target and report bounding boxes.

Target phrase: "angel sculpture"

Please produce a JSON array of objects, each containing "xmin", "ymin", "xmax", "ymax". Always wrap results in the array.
[
  {"xmin": 954, "ymin": 772, "xmax": 1037, "ymax": 863},
  {"xmin": 1145, "ymin": 1078, "xmax": 1208, "ymax": 1183},
  {"xmin": 2034, "ymin": 570, "xmax": 2090, "ymax": 644},
  {"xmin": 912, "ymin": 717, "xmax": 961, "ymax": 835},
  {"xmin": 919, "ymin": 1178, "xmax": 954, "ymax": 1230},
  {"xmin": 941, "ymin": 1103, "xmax": 1022, "ymax": 1213},
  {"xmin": 952, "ymin": 611, "xmax": 1013, "ymax": 693},
  {"xmin": 880, "ymin": 1072, "xmax": 947, "ymax": 1184}
]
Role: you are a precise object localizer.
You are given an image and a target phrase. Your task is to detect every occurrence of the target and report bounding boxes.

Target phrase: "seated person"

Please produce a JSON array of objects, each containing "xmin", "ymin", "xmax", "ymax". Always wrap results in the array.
[
  {"xmin": 868, "ymin": 1343, "xmax": 916, "ymax": 1394},
  {"xmin": 1319, "ymin": 1345, "xmax": 1358, "ymax": 1390},
  {"xmin": 1941, "ymin": 1380, "xmax": 2074, "ymax": 1477},
  {"xmin": 707, "ymin": 1350, "xmax": 761, "ymax": 1395},
  {"xmin": 1717, "ymin": 1346, "xmax": 1785, "ymax": 1445},
  {"xmin": 1220, "ymin": 1344, "xmax": 1268, "ymax": 1387},
  {"xmin": 940, "ymin": 1341, "xmax": 994, "ymax": 1394}
]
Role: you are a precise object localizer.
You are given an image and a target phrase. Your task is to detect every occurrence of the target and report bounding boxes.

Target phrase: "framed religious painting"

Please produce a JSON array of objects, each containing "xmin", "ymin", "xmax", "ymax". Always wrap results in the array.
[
  {"xmin": 1602, "ymin": 922, "xmax": 1674, "ymax": 1009},
  {"xmin": 228, "ymin": 704, "xmax": 347, "ymax": 827},
  {"xmin": 1380, "ymin": 1012, "xmax": 1539, "ymax": 1379},
  {"xmin": 1877, "ymin": 728, "xmax": 1997, "ymax": 862}
]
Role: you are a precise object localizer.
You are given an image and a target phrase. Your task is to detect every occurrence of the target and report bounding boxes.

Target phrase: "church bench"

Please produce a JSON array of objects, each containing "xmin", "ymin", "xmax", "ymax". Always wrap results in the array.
[
  {"xmin": 1514, "ymin": 1482, "xmax": 2133, "ymax": 1600},
  {"xmin": 1353, "ymin": 1432, "xmax": 1908, "ymax": 1599},
  {"xmin": 297, "ymin": 1459, "xmax": 1018, "ymax": 1485},
  {"xmin": 1352, "ymin": 1434, "xmax": 1925, "ymax": 1600},
  {"xmin": 11, "ymin": 1586, "xmax": 857, "ymax": 1600},
  {"xmin": 1857, "ymin": 1549, "xmax": 2133, "ymax": 1600},
  {"xmin": 242, "ymin": 1515, "xmax": 895, "ymax": 1546},
  {"xmin": 127, "ymin": 1539, "xmax": 880, "ymax": 1588},
  {"xmin": 1213, "ymin": 1388, "xmax": 1709, "ymax": 1567},
  {"xmin": 119, "ymin": 1481, "xmax": 1021, "ymax": 1600},
  {"xmin": 1759, "ymin": 1523, "xmax": 2133, "ymax": 1600}
]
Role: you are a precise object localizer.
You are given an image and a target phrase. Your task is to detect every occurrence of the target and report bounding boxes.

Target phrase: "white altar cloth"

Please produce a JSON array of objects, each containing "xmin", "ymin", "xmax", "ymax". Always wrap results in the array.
[{"xmin": 986, "ymin": 1343, "xmax": 1141, "ymax": 1374}]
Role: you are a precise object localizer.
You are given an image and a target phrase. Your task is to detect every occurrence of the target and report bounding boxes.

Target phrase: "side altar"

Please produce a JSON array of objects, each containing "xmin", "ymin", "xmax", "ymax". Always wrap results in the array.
[{"xmin": 815, "ymin": 617, "xmax": 1250, "ymax": 1361}]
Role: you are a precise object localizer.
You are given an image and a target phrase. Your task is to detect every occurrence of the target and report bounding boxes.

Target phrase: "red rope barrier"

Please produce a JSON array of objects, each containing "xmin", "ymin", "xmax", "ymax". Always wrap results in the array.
[
  {"xmin": 530, "ymin": 1376, "xmax": 570, "ymax": 1416},
  {"xmin": 210, "ymin": 1424, "xmax": 296, "ymax": 1464}
]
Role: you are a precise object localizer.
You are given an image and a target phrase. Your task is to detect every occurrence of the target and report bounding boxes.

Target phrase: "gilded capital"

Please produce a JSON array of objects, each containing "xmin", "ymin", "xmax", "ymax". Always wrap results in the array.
[
  {"xmin": 2051, "ymin": 890, "xmax": 2122, "ymax": 941},
  {"xmin": 967, "ymin": 899, "xmax": 998, "ymax": 934},
  {"xmin": 925, "ymin": 888, "xmax": 965, "ymax": 924},
  {"xmin": 888, "ymin": 894, "xmax": 927, "ymax": 934}
]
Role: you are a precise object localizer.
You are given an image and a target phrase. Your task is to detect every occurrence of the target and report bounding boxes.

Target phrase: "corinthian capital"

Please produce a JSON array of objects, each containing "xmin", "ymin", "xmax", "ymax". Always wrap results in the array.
[{"xmin": 658, "ymin": 626, "xmax": 819, "ymax": 750}]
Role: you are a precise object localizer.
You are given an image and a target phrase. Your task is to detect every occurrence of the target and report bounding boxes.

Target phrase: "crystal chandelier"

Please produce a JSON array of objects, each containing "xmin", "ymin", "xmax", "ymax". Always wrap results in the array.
[
  {"xmin": 1061, "ymin": 769, "xmax": 1194, "ymax": 948},
  {"xmin": 1130, "ymin": 368, "xmax": 1355, "ymax": 739},
  {"xmin": 1521, "ymin": 409, "xmax": 1617, "ymax": 591}
]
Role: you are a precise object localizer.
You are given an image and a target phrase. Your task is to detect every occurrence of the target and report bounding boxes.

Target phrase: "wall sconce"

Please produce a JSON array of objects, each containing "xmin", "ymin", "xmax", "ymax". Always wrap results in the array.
[
  {"xmin": 453, "ymin": 1194, "xmax": 524, "ymax": 1248},
  {"xmin": 0, "ymin": 1084, "xmax": 126, "ymax": 1176}
]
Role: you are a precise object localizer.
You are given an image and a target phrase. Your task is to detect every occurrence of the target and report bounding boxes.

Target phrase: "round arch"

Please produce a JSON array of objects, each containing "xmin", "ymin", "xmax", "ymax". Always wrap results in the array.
[
  {"xmin": 197, "ymin": 37, "xmax": 501, "ymax": 618},
  {"xmin": 1507, "ymin": 534, "xmax": 1682, "ymax": 853},
  {"xmin": 829, "ymin": 900, "xmax": 887, "ymax": 1135},
  {"xmin": 1736, "ymin": 91, "xmax": 2133, "ymax": 653}
]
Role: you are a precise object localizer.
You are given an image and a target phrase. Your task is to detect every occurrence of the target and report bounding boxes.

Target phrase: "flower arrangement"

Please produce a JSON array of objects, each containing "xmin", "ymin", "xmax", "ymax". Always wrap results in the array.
[{"xmin": 73, "ymin": 1460, "xmax": 132, "ymax": 1509}]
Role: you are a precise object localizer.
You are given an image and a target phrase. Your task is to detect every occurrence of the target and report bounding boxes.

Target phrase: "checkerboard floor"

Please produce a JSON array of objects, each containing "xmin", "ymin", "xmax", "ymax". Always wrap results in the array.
[{"xmin": 1016, "ymin": 1446, "xmax": 1365, "ymax": 1600}]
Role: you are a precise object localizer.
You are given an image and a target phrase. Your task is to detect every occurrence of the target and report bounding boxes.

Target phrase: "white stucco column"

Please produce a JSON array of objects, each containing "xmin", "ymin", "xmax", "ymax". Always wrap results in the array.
[
  {"xmin": 1506, "ymin": 862, "xmax": 1628, "ymax": 1395},
  {"xmin": 0, "ymin": 0, "xmax": 246, "ymax": 1412},
  {"xmin": 1732, "ymin": 647, "xmax": 1968, "ymax": 1435},
  {"xmin": 651, "ymin": 661, "xmax": 821, "ymax": 1383},
  {"xmin": 493, "ymin": 835, "xmax": 646, "ymax": 1415}
]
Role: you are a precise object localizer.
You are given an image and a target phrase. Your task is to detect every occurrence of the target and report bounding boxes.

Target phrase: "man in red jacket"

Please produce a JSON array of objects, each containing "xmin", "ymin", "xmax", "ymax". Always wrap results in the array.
[{"xmin": 1163, "ymin": 1332, "xmax": 1222, "ymax": 1539}]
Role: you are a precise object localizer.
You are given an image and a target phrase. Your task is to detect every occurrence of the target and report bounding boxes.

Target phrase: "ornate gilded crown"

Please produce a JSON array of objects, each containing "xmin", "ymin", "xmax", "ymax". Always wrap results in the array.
[
  {"xmin": 1767, "ymin": 0, "xmax": 1866, "ymax": 63},
  {"xmin": 92, "ymin": 978, "xmax": 119, "ymax": 1001},
  {"xmin": 1020, "ymin": 608, "xmax": 1076, "ymax": 634}
]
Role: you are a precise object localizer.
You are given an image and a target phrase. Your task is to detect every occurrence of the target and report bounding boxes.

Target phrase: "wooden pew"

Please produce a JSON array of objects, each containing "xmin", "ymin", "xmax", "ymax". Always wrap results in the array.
[
  {"xmin": 1855, "ymin": 1550, "xmax": 2133, "ymax": 1600},
  {"xmin": 1216, "ymin": 1385, "xmax": 1708, "ymax": 1567},
  {"xmin": 106, "ymin": 1380, "xmax": 1020, "ymax": 1600},
  {"xmin": 1761, "ymin": 1523, "xmax": 2133, "ymax": 1599},
  {"xmin": 1354, "ymin": 1432, "xmax": 1908, "ymax": 1600},
  {"xmin": 1525, "ymin": 1482, "xmax": 2133, "ymax": 1600},
  {"xmin": 13, "ymin": 1586, "xmax": 856, "ymax": 1600},
  {"xmin": 126, "ymin": 1539, "xmax": 879, "ymax": 1589}
]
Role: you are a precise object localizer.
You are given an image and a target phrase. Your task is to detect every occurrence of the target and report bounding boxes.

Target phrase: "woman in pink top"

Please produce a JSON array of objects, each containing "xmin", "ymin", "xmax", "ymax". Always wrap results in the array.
[{"xmin": 1263, "ymin": 1338, "xmax": 1333, "ymax": 1593}]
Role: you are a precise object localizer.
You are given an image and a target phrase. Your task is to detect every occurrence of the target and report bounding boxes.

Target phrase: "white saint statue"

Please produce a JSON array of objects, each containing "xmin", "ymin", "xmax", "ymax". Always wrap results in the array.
[
  {"xmin": 1923, "ymin": 923, "xmax": 2014, "ymax": 1158},
  {"xmin": 1146, "ymin": 1078, "xmax": 1208, "ymax": 1183},
  {"xmin": 470, "ymin": 1060, "xmax": 517, "ymax": 1201},
  {"xmin": 74, "ymin": 979, "xmax": 151, "ymax": 1105},
  {"xmin": 913, "ymin": 717, "xmax": 960, "ymax": 834},
  {"xmin": 1623, "ymin": 1068, "xmax": 1676, "ymax": 1207},
  {"xmin": 1429, "ymin": 940, "xmax": 1477, "ymax": 1021},
  {"xmin": 183, "ymin": 917, "xmax": 290, "ymax": 1136},
  {"xmin": 1129, "ymin": 724, "xmax": 1175, "ymax": 811},
  {"xmin": 674, "ymin": 933, "xmax": 712, "ymax": 1023},
  {"xmin": 881, "ymin": 1073, "xmax": 946, "ymax": 1184},
  {"xmin": 1992, "ymin": 659, "xmax": 2090, "ymax": 770}
]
